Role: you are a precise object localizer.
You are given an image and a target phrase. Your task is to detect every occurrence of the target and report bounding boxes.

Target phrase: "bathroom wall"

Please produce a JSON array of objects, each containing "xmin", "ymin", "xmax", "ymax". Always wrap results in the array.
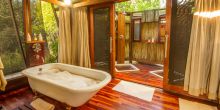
[{"xmin": 124, "ymin": 22, "xmax": 164, "ymax": 64}]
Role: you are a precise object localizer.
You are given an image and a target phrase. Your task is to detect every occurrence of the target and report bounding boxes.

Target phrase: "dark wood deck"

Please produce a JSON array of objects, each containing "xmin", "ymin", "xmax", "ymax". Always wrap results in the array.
[
  {"xmin": 0, "ymin": 79, "xmax": 180, "ymax": 110},
  {"xmin": 115, "ymin": 64, "xmax": 163, "ymax": 88}
]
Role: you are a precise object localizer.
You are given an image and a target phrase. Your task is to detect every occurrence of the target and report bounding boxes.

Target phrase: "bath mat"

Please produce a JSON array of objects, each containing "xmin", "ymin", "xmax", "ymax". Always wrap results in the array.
[
  {"xmin": 155, "ymin": 64, "xmax": 164, "ymax": 67},
  {"xmin": 113, "ymin": 80, "xmax": 155, "ymax": 102},
  {"xmin": 149, "ymin": 70, "xmax": 163, "ymax": 78},
  {"xmin": 179, "ymin": 98, "xmax": 218, "ymax": 110},
  {"xmin": 31, "ymin": 98, "xmax": 55, "ymax": 110},
  {"xmin": 115, "ymin": 64, "xmax": 140, "ymax": 72}
]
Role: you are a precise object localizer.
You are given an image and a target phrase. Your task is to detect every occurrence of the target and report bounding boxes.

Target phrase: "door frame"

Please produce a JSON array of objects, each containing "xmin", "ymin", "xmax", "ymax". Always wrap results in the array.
[
  {"xmin": 163, "ymin": 0, "xmax": 184, "ymax": 92},
  {"xmin": 89, "ymin": 3, "xmax": 116, "ymax": 77}
]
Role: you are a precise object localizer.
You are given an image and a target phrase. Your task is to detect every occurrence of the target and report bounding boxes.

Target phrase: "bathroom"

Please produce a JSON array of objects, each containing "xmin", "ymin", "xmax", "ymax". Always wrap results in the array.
[{"xmin": 0, "ymin": 0, "xmax": 219, "ymax": 110}]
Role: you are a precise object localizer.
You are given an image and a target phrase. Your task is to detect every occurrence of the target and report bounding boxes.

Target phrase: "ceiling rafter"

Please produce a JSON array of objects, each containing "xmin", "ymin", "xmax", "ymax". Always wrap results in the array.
[{"xmin": 41, "ymin": 0, "xmax": 128, "ymax": 7}]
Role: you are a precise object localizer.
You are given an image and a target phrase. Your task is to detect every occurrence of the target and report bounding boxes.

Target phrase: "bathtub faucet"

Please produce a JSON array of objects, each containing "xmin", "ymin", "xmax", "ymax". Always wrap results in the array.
[{"xmin": 38, "ymin": 68, "xmax": 43, "ymax": 75}]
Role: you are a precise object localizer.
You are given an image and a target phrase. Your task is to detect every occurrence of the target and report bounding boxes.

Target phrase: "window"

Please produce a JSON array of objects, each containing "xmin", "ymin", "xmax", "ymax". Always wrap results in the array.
[
  {"xmin": 0, "ymin": 0, "xmax": 26, "ymax": 75},
  {"xmin": 133, "ymin": 18, "xmax": 141, "ymax": 41}
]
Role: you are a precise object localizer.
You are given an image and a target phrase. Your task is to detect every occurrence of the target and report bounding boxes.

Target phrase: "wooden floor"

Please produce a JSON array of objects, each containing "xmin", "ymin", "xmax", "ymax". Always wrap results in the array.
[
  {"xmin": 0, "ymin": 79, "xmax": 181, "ymax": 110},
  {"xmin": 115, "ymin": 64, "xmax": 163, "ymax": 88}
]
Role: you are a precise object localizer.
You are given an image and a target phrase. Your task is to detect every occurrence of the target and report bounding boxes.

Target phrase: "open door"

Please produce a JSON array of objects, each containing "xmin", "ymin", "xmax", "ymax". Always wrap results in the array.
[
  {"xmin": 164, "ymin": 0, "xmax": 195, "ymax": 93},
  {"xmin": 164, "ymin": 1, "xmax": 220, "ymax": 105},
  {"xmin": 89, "ymin": 3, "xmax": 115, "ymax": 76},
  {"xmin": 163, "ymin": 0, "xmax": 183, "ymax": 92}
]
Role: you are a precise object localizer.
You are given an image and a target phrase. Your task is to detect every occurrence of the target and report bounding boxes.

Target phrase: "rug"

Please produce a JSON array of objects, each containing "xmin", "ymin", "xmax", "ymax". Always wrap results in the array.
[
  {"xmin": 179, "ymin": 98, "xmax": 218, "ymax": 110},
  {"xmin": 113, "ymin": 80, "xmax": 155, "ymax": 102},
  {"xmin": 149, "ymin": 70, "xmax": 163, "ymax": 78}
]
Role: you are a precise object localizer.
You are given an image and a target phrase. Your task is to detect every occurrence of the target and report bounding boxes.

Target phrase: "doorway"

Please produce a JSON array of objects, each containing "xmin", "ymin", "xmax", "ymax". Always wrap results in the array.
[
  {"xmin": 114, "ymin": 1, "xmax": 166, "ymax": 89},
  {"xmin": 89, "ymin": 3, "xmax": 115, "ymax": 76}
]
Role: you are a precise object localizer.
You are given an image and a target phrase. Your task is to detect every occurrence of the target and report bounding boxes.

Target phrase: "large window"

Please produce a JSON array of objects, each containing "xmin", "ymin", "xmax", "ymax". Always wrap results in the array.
[
  {"xmin": 0, "ymin": 0, "xmax": 59, "ymax": 75},
  {"xmin": 0, "ymin": 0, "xmax": 26, "ymax": 75}
]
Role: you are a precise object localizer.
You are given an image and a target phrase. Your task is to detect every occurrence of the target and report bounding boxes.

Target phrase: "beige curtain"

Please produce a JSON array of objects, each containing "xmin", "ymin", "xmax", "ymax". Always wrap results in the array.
[
  {"xmin": 72, "ymin": 7, "xmax": 91, "ymax": 67},
  {"xmin": 58, "ymin": 7, "xmax": 91, "ymax": 68},
  {"xmin": 209, "ymin": 1, "xmax": 220, "ymax": 101},
  {"xmin": 0, "ymin": 57, "xmax": 7, "ymax": 91},
  {"xmin": 184, "ymin": 0, "xmax": 220, "ymax": 102},
  {"xmin": 58, "ymin": 7, "xmax": 72, "ymax": 64}
]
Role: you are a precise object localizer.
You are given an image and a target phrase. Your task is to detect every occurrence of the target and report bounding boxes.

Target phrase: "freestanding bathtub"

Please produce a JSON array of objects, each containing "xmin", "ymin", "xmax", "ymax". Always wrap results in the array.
[{"xmin": 22, "ymin": 63, "xmax": 111, "ymax": 107}]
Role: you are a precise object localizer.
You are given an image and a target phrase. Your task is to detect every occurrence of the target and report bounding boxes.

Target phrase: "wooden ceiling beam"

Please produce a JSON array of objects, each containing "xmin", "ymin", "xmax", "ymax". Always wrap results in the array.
[
  {"xmin": 41, "ymin": 0, "xmax": 67, "ymax": 7},
  {"xmin": 72, "ymin": 0, "xmax": 128, "ymax": 8},
  {"xmin": 41, "ymin": 0, "xmax": 128, "ymax": 8}
]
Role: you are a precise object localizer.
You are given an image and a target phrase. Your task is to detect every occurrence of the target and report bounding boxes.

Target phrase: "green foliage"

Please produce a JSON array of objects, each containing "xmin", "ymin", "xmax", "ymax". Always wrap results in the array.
[
  {"xmin": 31, "ymin": 0, "xmax": 45, "ymax": 34},
  {"xmin": 1, "ymin": 51, "xmax": 25, "ymax": 75},
  {"xmin": 116, "ymin": 0, "xmax": 161, "ymax": 12},
  {"xmin": 41, "ymin": 1, "xmax": 58, "ymax": 63},
  {"xmin": 0, "ymin": 0, "xmax": 26, "ymax": 75},
  {"xmin": 45, "ymin": 39, "xmax": 58, "ymax": 63}
]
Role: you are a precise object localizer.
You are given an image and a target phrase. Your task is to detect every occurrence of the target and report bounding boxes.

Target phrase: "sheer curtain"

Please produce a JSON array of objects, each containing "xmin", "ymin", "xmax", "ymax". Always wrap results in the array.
[
  {"xmin": 184, "ymin": 0, "xmax": 220, "ymax": 102},
  {"xmin": 72, "ymin": 7, "xmax": 91, "ymax": 67},
  {"xmin": 58, "ymin": 7, "xmax": 91, "ymax": 68},
  {"xmin": 58, "ymin": 7, "xmax": 72, "ymax": 64}
]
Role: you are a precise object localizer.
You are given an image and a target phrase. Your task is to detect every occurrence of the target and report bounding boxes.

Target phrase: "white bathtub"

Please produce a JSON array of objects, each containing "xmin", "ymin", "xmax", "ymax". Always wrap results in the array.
[{"xmin": 22, "ymin": 63, "xmax": 111, "ymax": 107}]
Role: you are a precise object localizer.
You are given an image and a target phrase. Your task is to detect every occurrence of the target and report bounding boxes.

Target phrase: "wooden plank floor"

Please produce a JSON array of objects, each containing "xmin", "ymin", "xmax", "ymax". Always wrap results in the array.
[
  {"xmin": 115, "ymin": 64, "xmax": 163, "ymax": 88},
  {"xmin": 0, "ymin": 79, "xmax": 180, "ymax": 110}
]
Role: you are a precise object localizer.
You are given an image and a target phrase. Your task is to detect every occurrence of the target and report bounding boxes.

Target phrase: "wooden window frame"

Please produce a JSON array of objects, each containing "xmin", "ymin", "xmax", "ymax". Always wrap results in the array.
[{"xmin": 132, "ymin": 18, "xmax": 142, "ymax": 42}]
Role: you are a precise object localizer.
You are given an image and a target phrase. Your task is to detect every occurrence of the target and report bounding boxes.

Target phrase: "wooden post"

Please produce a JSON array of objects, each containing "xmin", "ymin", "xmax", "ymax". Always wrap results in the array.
[
  {"xmin": 129, "ymin": 13, "xmax": 133, "ymax": 64},
  {"xmin": 117, "ymin": 13, "xmax": 125, "ymax": 64},
  {"xmin": 23, "ymin": 0, "xmax": 32, "ymax": 40}
]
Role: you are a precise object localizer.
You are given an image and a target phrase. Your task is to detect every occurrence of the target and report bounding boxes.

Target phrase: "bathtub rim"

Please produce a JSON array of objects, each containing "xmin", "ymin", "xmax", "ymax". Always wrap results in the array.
[{"xmin": 22, "ymin": 63, "xmax": 111, "ymax": 93}]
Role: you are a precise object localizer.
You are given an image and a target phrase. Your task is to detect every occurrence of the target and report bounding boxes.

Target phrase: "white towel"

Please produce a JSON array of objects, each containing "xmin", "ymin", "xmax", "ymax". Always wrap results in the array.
[
  {"xmin": 0, "ymin": 57, "xmax": 7, "ymax": 91},
  {"xmin": 31, "ymin": 98, "xmax": 55, "ymax": 110}
]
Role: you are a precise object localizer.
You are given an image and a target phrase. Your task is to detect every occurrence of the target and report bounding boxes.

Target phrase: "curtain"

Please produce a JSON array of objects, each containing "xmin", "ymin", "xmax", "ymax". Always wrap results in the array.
[
  {"xmin": 58, "ymin": 7, "xmax": 72, "ymax": 64},
  {"xmin": 209, "ymin": 0, "xmax": 220, "ymax": 101},
  {"xmin": 0, "ymin": 57, "xmax": 7, "ymax": 91},
  {"xmin": 58, "ymin": 7, "xmax": 91, "ymax": 68},
  {"xmin": 184, "ymin": 0, "xmax": 220, "ymax": 102},
  {"xmin": 72, "ymin": 7, "xmax": 91, "ymax": 67}
]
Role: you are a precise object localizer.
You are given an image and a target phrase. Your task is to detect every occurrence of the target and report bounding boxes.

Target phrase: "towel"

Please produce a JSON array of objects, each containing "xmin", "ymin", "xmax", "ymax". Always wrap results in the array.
[
  {"xmin": 0, "ymin": 57, "xmax": 7, "ymax": 91},
  {"xmin": 31, "ymin": 98, "xmax": 55, "ymax": 110}
]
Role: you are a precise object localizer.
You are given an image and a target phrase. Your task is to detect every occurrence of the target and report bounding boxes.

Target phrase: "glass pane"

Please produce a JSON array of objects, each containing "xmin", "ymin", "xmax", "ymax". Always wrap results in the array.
[
  {"xmin": 0, "ymin": 0, "xmax": 26, "ymax": 75},
  {"xmin": 125, "ymin": 22, "xmax": 130, "ymax": 60},
  {"xmin": 133, "ymin": 19, "xmax": 141, "ymax": 41},
  {"xmin": 12, "ymin": 0, "xmax": 25, "ymax": 41},
  {"xmin": 30, "ymin": 0, "xmax": 59, "ymax": 63},
  {"xmin": 93, "ymin": 8, "xmax": 110, "ymax": 72},
  {"xmin": 168, "ymin": 0, "xmax": 194, "ymax": 85}
]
